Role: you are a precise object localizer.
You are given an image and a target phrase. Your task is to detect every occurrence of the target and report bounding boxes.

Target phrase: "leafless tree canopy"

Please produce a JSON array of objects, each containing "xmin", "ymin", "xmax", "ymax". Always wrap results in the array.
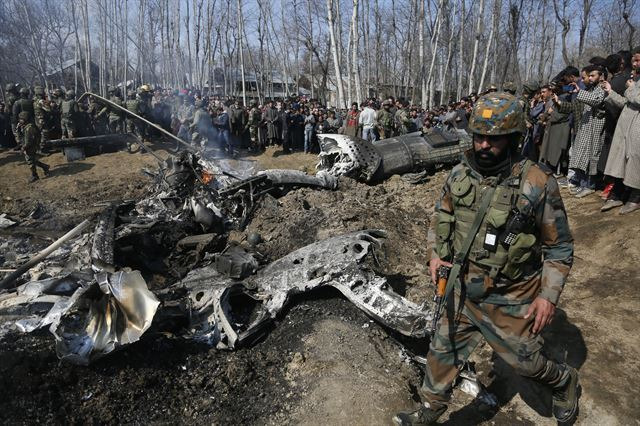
[{"xmin": 0, "ymin": 0, "xmax": 638, "ymax": 106}]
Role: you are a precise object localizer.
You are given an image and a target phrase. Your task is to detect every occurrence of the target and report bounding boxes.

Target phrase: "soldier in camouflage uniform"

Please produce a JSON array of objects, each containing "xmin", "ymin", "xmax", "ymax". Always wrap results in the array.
[
  {"xmin": 17, "ymin": 111, "xmax": 49, "ymax": 182},
  {"xmin": 107, "ymin": 87, "xmax": 125, "ymax": 134},
  {"xmin": 87, "ymin": 95, "xmax": 109, "ymax": 135},
  {"xmin": 61, "ymin": 90, "xmax": 80, "ymax": 139},
  {"xmin": 394, "ymin": 99, "xmax": 413, "ymax": 135},
  {"xmin": 32, "ymin": 86, "xmax": 53, "ymax": 146},
  {"xmin": 377, "ymin": 100, "xmax": 394, "ymax": 139},
  {"xmin": 12, "ymin": 88, "xmax": 35, "ymax": 143},
  {"xmin": 394, "ymin": 93, "xmax": 580, "ymax": 425},
  {"xmin": 125, "ymin": 90, "xmax": 148, "ymax": 150},
  {"xmin": 49, "ymin": 88, "xmax": 64, "ymax": 139},
  {"xmin": 5, "ymin": 84, "xmax": 19, "ymax": 142}
]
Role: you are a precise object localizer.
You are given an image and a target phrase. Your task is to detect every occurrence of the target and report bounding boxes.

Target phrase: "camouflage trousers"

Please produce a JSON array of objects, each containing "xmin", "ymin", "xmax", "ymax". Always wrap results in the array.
[
  {"xmin": 61, "ymin": 118, "xmax": 77, "ymax": 139},
  {"xmin": 420, "ymin": 297, "xmax": 570, "ymax": 408},
  {"xmin": 24, "ymin": 151, "xmax": 48, "ymax": 176}
]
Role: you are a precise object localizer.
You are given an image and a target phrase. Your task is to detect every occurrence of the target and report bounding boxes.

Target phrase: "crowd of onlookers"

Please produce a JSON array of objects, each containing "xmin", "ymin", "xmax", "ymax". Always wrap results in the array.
[{"xmin": 1, "ymin": 45, "xmax": 638, "ymax": 214}]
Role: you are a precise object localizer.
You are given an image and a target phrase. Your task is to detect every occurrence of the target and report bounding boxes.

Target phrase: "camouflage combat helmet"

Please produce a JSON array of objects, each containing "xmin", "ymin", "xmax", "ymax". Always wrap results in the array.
[
  {"xmin": 468, "ymin": 92, "xmax": 525, "ymax": 136},
  {"xmin": 503, "ymin": 82, "xmax": 517, "ymax": 94},
  {"xmin": 53, "ymin": 88, "xmax": 64, "ymax": 98},
  {"xmin": 18, "ymin": 111, "xmax": 30, "ymax": 121},
  {"xmin": 139, "ymin": 84, "xmax": 152, "ymax": 93},
  {"xmin": 33, "ymin": 86, "xmax": 44, "ymax": 96}
]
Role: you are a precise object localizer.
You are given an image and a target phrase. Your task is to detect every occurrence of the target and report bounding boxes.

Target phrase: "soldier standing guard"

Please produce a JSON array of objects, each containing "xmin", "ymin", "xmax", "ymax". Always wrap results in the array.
[
  {"xmin": 61, "ymin": 90, "xmax": 80, "ymax": 139},
  {"xmin": 32, "ymin": 86, "xmax": 53, "ymax": 146},
  {"xmin": 394, "ymin": 93, "xmax": 580, "ymax": 425},
  {"xmin": 377, "ymin": 100, "xmax": 394, "ymax": 139},
  {"xmin": 12, "ymin": 87, "xmax": 35, "ymax": 145}
]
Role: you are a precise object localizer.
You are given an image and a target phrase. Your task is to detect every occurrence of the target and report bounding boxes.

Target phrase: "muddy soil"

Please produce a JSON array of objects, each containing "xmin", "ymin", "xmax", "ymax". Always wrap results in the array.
[{"xmin": 0, "ymin": 144, "xmax": 639, "ymax": 425}]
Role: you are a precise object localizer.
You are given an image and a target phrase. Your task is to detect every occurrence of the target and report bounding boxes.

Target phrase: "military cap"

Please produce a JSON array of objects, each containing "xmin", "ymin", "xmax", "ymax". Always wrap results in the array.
[
  {"xmin": 522, "ymin": 80, "xmax": 540, "ymax": 95},
  {"xmin": 503, "ymin": 82, "xmax": 517, "ymax": 93},
  {"xmin": 18, "ymin": 111, "xmax": 30, "ymax": 121},
  {"xmin": 468, "ymin": 92, "xmax": 525, "ymax": 136}
]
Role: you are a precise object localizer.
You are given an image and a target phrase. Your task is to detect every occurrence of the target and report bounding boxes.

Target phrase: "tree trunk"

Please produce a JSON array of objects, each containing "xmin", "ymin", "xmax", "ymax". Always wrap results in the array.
[
  {"xmin": 237, "ymin": 0, "xmax": 247, "ymax": 104},
  {"xmin": 351, "ymin": 0, "xmax": 362, "ymax": 104},
  {"xmin": 327, "ymin": 0, "xmax": 345, "ymax": 108},
  {"xmin": 479, "ymin": 0, "xmax": 500, "ymax": 92},
  {"xmin": 468, "ymin": 0, "xmax": 485, "ymax": 93}
]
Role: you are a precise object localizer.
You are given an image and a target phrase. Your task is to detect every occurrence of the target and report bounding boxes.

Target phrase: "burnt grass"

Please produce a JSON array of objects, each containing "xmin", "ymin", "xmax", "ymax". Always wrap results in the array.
[{"xmin": 0, "ymin": 288, "xmax": 407, "ymax": 424}]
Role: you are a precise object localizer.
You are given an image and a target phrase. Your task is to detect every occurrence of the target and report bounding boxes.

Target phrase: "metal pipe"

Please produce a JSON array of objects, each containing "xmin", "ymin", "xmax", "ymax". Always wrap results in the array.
[
  {"xmin": 0, "ymin": 219, "xmax": 91, "ymax": 290},
  {"xmin": 78, "ymin": 92, "xmax": 195, "ymax": 152}
]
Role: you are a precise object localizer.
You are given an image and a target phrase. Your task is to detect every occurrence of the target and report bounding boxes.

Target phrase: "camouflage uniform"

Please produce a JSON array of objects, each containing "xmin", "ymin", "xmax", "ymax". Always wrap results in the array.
[
  {"xmin": 396, "ymin": 93, "xmax": 579, "ymax": 425},
  {"xmin": 61, "ymin": 91, "xmax": 80, "ymax": 138},
  {"xmin": 32, "ymin": 87, "xmax": 53, "ymax": 145},
  {"xmin": 394, "ymin": 107, "xmax": 412, "ymax": 135},
  {"xmin": 423, "ymin": 153, "xmax": 574, "ymax": 406},
  {"xmin": 377, "ymin": 104, "xmax": 394, "ymax": 139},
  {"xmin": 12, "ymin": 88, "xmax": 35, "ymax": 129},
  {"xmin": 18, "ymin": 111, "xmax": 49, "ymax": 181},
  {"xmin": 88, "ymin": 97, "xmax": 109, "ymax": 135},
  {"xmin": 5, "ymin": 84, "xmax": 19, "ymax": 139},
  {"xmin": 49, "ymin": 89, "xmax": 64, "ymax": 139},
  {"xmin": 108, "ymin": 89, "xmax": 125, "ymax": 134},
  {"xmin": 125, "ymin": 91, "xmax": 148, "ymax": 138}
]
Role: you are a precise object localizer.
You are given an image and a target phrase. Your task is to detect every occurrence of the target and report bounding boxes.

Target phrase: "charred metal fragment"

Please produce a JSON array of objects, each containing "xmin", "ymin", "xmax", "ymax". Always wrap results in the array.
[
  {"xmin": 317, "ymin": 128, "xmax": 472, "ymax": 182},
  {"xmin": 180, "ymin": 230, "xmax": 432, "ymax": 349}
]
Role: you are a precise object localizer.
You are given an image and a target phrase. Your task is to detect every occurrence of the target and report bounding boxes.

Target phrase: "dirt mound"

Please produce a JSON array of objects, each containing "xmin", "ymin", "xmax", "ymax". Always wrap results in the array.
[
  {"xmin": 240, "ymin": 173, "xmax": 447, "ymax": 304},
  {"xmin": 0, "ymin": 289, "xmax": 420, "ymax": 425}
]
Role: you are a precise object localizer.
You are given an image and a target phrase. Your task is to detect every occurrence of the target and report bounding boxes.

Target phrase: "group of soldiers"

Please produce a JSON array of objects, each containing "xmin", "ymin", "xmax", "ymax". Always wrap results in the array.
[{"xmin": 3, "ymin": 84, "xmax": 81, "ymax": 181}]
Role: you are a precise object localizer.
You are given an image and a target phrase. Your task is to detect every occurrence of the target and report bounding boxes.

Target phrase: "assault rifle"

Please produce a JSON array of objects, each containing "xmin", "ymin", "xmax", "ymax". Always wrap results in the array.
[{"xmin": 430, "ymin": 266, "xmax": 450, "ymax": 338}]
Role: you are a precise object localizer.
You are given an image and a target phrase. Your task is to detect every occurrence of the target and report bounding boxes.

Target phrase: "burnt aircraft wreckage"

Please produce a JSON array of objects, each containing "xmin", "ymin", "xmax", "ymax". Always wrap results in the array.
[
  {"xmin": 0, "ymin": 121, "xmax": 473, "ymax": 361},
  {"xmin": 317, "ymin": 128, "xmax": 472, "ymax": 182},
  {"xmin": 0, "ymin": 124, "xmax": 496, "ymax": 404},
  {"xmin": 0, "ymin": 151, "xmax": 433, "ymax": 364}
]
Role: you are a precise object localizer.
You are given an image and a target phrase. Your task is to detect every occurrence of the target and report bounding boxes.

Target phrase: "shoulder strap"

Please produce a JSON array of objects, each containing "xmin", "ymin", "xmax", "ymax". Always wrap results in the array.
[{"xmin": 443, "ymin": 185, "xmax": 496, "ymax": 301}]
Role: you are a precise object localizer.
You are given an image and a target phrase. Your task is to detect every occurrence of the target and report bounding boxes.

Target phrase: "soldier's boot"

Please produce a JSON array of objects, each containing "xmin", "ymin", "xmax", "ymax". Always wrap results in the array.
[
  {"xmin": 393, "ymin": 404, "xmax": 446, "ymax": 426},
  {"xmin": 29, "ymin": 167, "xmax": 39, "ymax": 183},
  {"xmin": 552, "ymin": 366, "xmax": 580, "ymax": 423},
  {"xmin": 40, "ymin": 162, "xmax": 50, "ymax": 177}
]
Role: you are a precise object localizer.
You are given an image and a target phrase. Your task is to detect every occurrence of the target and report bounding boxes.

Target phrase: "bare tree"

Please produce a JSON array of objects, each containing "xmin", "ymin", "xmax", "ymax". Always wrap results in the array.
[
  {"xmin": 327, "ymin": 0, "xmax": 345, "ymax": 108},
  {"xmin": 553, "ymin": 0, "xmax": 571, "ymax": 66}
]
